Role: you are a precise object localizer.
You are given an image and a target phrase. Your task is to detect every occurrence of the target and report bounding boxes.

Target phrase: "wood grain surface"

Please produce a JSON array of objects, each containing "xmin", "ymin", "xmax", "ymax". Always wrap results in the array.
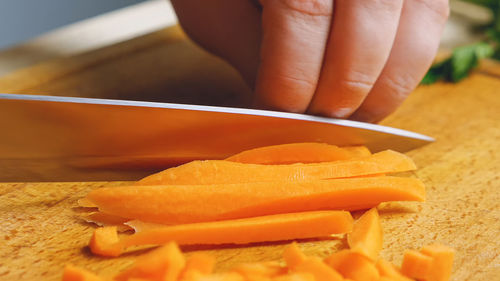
[{"xmin": 1, "ymin": 25, "xmax": 499, "ymax": 281}]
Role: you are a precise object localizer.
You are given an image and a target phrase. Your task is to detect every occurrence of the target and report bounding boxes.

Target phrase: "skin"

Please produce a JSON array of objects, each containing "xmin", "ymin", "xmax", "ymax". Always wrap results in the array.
[{"xmin": 171, "ymin": 0, "xmax": 449, "ymax": 123}]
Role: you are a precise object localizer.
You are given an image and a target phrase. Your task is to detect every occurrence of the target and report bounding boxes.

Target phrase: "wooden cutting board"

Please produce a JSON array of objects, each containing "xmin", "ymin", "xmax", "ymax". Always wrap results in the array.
[{"xmin": 1, "ymin": 25, "xmax": 499, "ymax": 281}]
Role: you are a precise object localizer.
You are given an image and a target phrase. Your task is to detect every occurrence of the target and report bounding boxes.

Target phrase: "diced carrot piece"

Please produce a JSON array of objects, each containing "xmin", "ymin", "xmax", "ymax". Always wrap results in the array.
[
  {"xmin": 376, "ymin": 259, "xmax": 413, "ymax": 281},
  {"xmin": 179, "ymin": 253, "xmax": 216, "ymax": 281},
  {"xmin": 114, "ymin": 242, "xmax": 185, "ymax": 281},
  {"xmin": 81, "ymin": 212, "xmax": 132, "ymax": 232},
  {"xmin": 183, "ymin": 253, "xmax": 216, "ymax": 275},
  {"xmin": 90, "ymin": 211, "xmax": 353, "ymax": 257},
  {"xmin": 88, "ymin": 226, "xmax": 122, "ymax": 257},
  {"xmin": 293, "ymin": 257, "xmax": 344, "ymax": 281},
  {"xmin": 272, "ymin": 273, "xmax": 315, "ymax": 281},
  {"xmin": 283, "ymin": 243, "xmax": 307, "ymax": 269},
  {"xmin": 347, "ymin": 208, "xmax": 383, "ymax": 261},
  {"xmin": 88, "ymin": 177, "xmax": 424, "ymax": 224},
  {"xmin": 225, "ymin": 143, "xmax": 371, "ymax": 164},
  {"xmin": 62, "ymin": 265, "xmax": 106, "ymax": 281},
  {"xmin": 136, "ymin": 150, "xmax": 415, "ymax": 185},
  {"xmin": 232, "ymin": 261, "xmax": 287, "ymax": 280},
  {"xmin": 401, "ymin": 249, "xmax": 433, "ymax": 280},
  {"xmin": 420, "ymin": 244, "xmax": 454, "ymax": 281},
  {"xmin": 197, "ymin": 272, "xmax": 245, "ymax": 281},
  {"xmin": 324, "ymin": 250, "xmax": 380, "ymax": 281}
]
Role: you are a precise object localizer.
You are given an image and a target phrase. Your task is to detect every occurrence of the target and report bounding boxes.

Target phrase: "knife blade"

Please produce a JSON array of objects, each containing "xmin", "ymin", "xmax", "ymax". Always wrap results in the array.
[{"xmin": 0, "ymin": 93, "xmax": 433, "ymax": 182}]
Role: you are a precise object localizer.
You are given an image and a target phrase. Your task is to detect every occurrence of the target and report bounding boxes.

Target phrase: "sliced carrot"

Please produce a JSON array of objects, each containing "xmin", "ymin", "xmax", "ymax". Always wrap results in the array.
[
  {"xmin": 125, "ymin": 220, "xmax": 172, "ymax": 233},
  {"xmin": 420, "ymin": 244, "xmax": 454, "ymax": 281},
  {"xmin": 90, "ymin": 211, "xmax": 353, "ymax": 257},
  {"xmin": 324, "ymin": 250, "xmax": 380, "ymax": 281},
  {"xmin": 88, "ymin": 226, "xmax": 122, "ymax": 257},
  {"xmin": 114, "ymin": 242, "xmax": 185, "ymax": 281},
  {"xmin": 180, "ymin": 253, "xmax": 216, "ymax": 281},
  {"xmin": 401, "ymin": 249, "xmax": 433, "ymax": 280},
  {"xmin": 293, "ymin": 257, "xmax": 343, "ymax": 281},
  {"xmin": 272, "ymin": 273, "xmax": 315, "ymax": 281},
  {"xmin": 62, "ymin": 265, "xmax": 106, "ymax": 281},
  {"xmin": 375, "ymin": 259, "xmax": 413, "ymax": 281},
  {"xmin": 347, "ymin": 208, "xmax": 383, "ymax": 261},
  {"xmin": 225, "ymin": 143, "xmax": 371, "ymax": 164},
  {"xmin": 88, "ymin": 176, "xmax": 424, "ymax": 224},
  {"xmin": 283, "ymin": 243, "xmax": 307, "ymax": 269},
  {"xmin": 136, "ymin": 150, "xmax": 415, "ymax": 185},
  {"xmin": 232, "ymin": 261, "xmax": 287, "ymax": 280},
  {"xmin": 78, "ymin": 197, "xmax": 98, "ymax": 208},
  {"xmin": 81, "ymin": 212, "xmax": 131, "ymax": 232},
  {"xmin": 195, "ymin": 272, "xmax": 245, "ymax": 281}
]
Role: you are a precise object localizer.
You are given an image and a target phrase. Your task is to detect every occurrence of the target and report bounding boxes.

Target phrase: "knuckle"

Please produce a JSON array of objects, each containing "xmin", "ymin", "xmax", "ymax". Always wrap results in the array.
[
  {"xmin": 381, "ymin": 74, "xmax": 415, "ymax": 101},
  {"xmin": 277, "ymin": 0, "xmax": 332, "ymax": 16},
  {"xmin": 338, "ymin": 71, "xmax": 376, "ymax": 94}
]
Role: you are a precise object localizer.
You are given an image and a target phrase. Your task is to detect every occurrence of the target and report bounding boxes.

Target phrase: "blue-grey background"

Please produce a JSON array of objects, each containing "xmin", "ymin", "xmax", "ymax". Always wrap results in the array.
[{"xmin": 0, "ymin": 0, "xmax": 146, "ymax": 49}]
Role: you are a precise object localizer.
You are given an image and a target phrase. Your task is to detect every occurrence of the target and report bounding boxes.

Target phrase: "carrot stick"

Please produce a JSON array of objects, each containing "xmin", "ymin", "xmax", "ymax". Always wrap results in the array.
[
  {"xmin": 88, "ymin": 176, "xmax": 425, "ymax": 224},
  {"xmin": 62, "ymin": 265, "xmax": 106, "ymax": 281},
  {"xmin": 89, "ymin": 211, "xmax": 354, "ymax": 257},
  {"xmin": 347, "ymin": 208, "xmax": 383, "ymax": 261},
  {"xmin": 225, "ymin": 143, "xmax": 371, "ymax": 164},
  {"xmin": 114, "ymin": 242, "xmax": 185, "ymax": 281},
  {"xmin": 136, "ymin": 150, "xmax": 415, "ymax": 185}
]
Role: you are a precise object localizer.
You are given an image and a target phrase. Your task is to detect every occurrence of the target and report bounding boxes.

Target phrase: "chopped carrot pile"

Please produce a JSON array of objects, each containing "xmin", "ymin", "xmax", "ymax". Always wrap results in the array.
[
  {"xmin": 63, "ymin": 240, "xmax": 454, "ymax": 281},
  {"xmin": 70, "ymin": 143, "xmax": 454, "ymax": 281}
]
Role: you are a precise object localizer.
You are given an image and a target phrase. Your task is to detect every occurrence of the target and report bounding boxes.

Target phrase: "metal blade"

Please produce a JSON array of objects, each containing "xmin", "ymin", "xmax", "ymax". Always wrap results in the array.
[{"xmin": 0, "ymin": 93, "xmax": 433, "ymax": 181}]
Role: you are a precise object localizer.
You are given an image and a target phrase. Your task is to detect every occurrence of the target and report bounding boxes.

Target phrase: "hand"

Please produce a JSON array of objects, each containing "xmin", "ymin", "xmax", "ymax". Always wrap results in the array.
[{"xmin": 171, "ymin": 0, "xmax": 449, "ymax": 123}]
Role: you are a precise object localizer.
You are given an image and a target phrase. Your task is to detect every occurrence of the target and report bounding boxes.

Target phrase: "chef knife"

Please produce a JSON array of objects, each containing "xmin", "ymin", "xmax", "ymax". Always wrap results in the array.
[{"xmin": 0, "ymin": 93, "xmax": 433, "ymax": 182}]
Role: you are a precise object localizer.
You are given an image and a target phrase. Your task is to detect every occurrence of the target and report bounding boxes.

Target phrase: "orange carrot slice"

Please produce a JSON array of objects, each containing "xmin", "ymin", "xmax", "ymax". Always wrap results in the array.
[
  {"xmin": 375, "ymin": 259, "xmax": 413, "ymax": 281},
  {"xmin": 62, "ymin": 265, "xmax": 106, "ymax": 281},
  {"xmin": 324, "ymin": 250, "xmax": 380, "ymax": 281},
  {"xmin": 114, "ymin": 242, "xmax": 185, "ymax": 281},
  {"xmin": 225, "ymin": 143, "xmax": 371, "ymax": 164},
  {"xmin": 81, "ymin": 212, "xmax": 132, "ymax": 232},
  {"xmin": 180, "ymin": 253, "xmax": 216, "ymax": 281},
  {"xmin": 136, "ymin": 150, "xmax": 415, "ymax": 185},
  {"xmin": 89, "ymin": 226, "xmax": 122, "ymax": 257},
  {"xmin": 232, "ymin": 262, "xmax": 287, "ymax": 280},
  {"xmin": 401, "ymin": 250, "xmax": 433, "ymax": 280},
  {"xmin": 293, "ymin": 257, "xmax": 343, "ymax": 281},
  {"xmin": 283, "ymin": 243, "xmax": 307, "ymax": 269},
  {"xmin": 347, "ymin": 208, "xmax": 383, "ymax": 261},
  {"xmin": 90, "ymin": 211, "xmax": 353, "ymax": 257},
  {"xmin": 272, "ymin": 273, "xmax": 315, "ymax": 281},
  {"xmin": 78, "ymin": 197, "xmax": 98, "ymax": 208},
  {"xmin": 88, "ymin": 176, "xmax": 424, "ymax": 224},
  {"xmin": 420, "ymin": 244, "xmax": 454, "ymax": 281}
]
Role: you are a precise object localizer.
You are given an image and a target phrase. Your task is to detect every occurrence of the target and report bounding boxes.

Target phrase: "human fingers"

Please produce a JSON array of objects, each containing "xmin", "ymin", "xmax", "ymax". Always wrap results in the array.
[
  {"xmin": 350, "ymin": 0, "xmax": 449, "ymax": 123},
  {"xmin": 254, "ymin": 0, "xmax": 333, "ymax": 112},
  {"xmin": 171, "ymin": 0, "xmax": 261, "ymax": 86},
  {"xmin": 307, "ymin": 0, "xmax": 404, "ymax": 118}
]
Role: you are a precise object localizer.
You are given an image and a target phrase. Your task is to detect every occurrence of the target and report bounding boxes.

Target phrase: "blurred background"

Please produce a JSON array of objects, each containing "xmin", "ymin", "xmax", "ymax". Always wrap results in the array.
[{"xmin": 0, "ymin": 0, "xmax": 494, "ymax": 76}]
